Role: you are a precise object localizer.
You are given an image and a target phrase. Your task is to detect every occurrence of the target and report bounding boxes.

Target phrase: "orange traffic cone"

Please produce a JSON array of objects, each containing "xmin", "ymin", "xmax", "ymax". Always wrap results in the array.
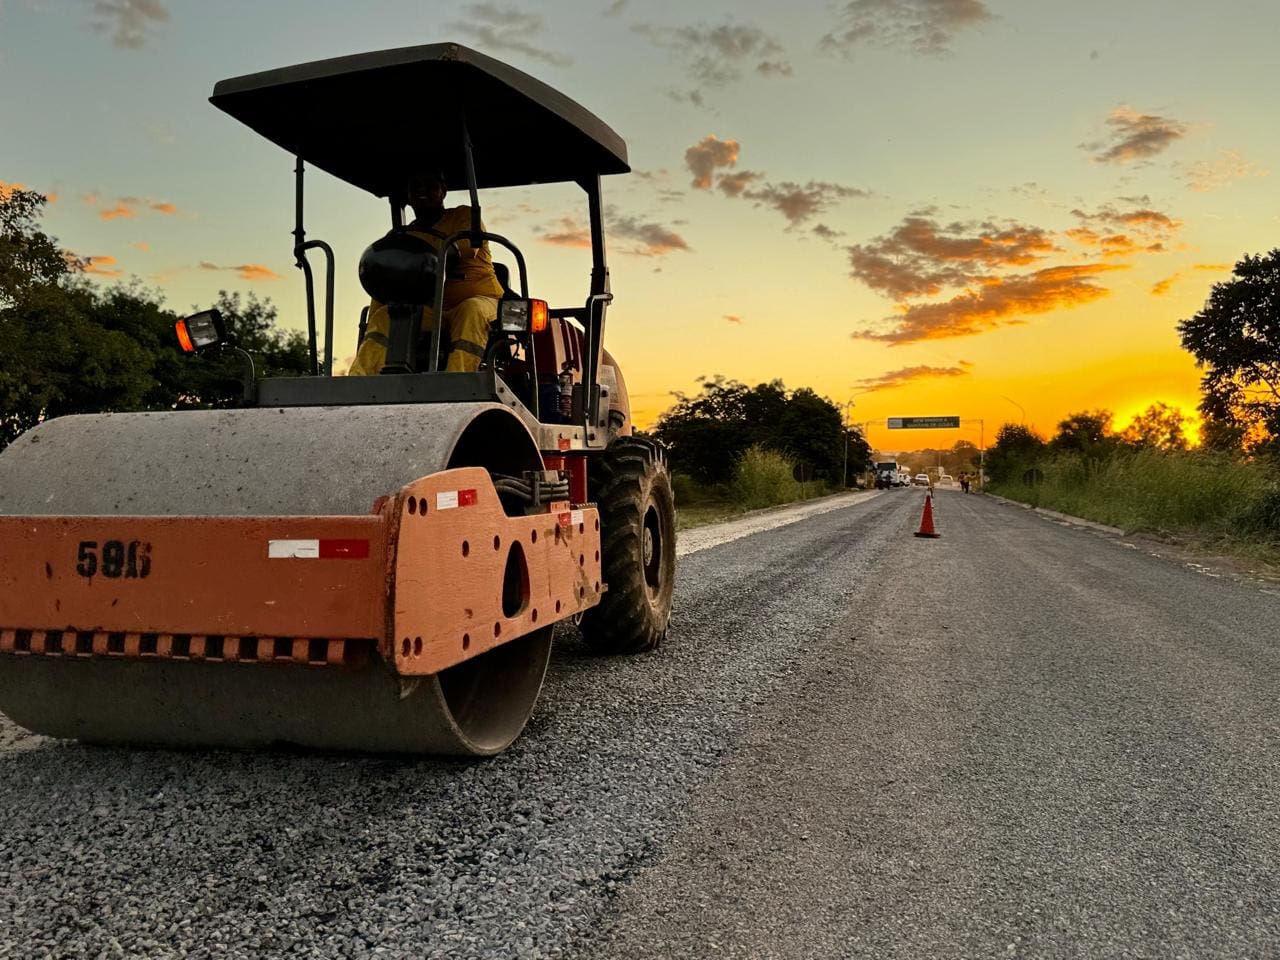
[{"xmin": 914, "ymin": 493, "xmax": 941, "ymax": 538}]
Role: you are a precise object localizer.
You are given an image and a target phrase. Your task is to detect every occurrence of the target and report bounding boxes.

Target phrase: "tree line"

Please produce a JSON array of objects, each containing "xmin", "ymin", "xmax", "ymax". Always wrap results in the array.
[
  {"xmin": 652, "ymin": 376, "xmax": 874, "ymax": 487},
  {"xmin": 0, "ymin": 187, "xmax": 308, "ymax": 450}
]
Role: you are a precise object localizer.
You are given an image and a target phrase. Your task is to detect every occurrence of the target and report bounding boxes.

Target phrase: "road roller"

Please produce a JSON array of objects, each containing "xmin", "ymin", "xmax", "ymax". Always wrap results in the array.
[{"xmin": 0, "ymin": 44, "xmax": 676, "ymax": 755}]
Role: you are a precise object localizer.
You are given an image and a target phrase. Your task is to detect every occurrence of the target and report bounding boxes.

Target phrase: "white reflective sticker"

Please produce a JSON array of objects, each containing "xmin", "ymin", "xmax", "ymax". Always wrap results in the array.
[
  {"xmin": 436, "ymin": 490, "xmax": 459, "ymax": 510},
  {"xmin": 571, "ymin": 510, "xmax": 584, "ymax": 525},
  {"xmin": 268, "ymin": 539, "xmax": 320, "ymax": 559}
]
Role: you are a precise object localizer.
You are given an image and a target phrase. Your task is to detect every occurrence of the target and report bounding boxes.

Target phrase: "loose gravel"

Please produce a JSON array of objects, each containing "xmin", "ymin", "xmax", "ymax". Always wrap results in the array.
[{"xmin": 0, "ymin": 492, "xmax": 904, "ymax": 959}]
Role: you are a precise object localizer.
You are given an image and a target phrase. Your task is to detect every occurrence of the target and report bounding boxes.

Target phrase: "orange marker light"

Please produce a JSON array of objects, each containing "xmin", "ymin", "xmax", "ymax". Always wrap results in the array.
[
  {"xmin": 175, "ymin": 320, "xmax": 195, "ymax": 353},
  {"xmin": 530, "ymin": 299, "xmax": 549, "ymax": 334}
]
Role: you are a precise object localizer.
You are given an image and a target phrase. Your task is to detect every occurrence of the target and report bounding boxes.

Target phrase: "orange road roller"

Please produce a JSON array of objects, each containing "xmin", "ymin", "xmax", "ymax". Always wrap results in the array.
[{"xmin": 0, "ymin": 44, "xmax": 676, "ymax": 755}]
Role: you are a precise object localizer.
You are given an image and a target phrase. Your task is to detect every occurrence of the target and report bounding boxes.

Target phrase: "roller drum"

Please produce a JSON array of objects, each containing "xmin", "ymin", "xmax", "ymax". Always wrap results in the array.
[{"xmin": 0, "ymin": 403, "xmax": 551, "ymax": 755}]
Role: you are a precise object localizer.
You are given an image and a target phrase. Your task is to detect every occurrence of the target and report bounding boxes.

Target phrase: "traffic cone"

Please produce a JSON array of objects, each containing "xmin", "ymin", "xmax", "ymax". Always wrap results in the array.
[{"xmin": 914, "ymin": 493, "xmax": 941, "ymax": 538}]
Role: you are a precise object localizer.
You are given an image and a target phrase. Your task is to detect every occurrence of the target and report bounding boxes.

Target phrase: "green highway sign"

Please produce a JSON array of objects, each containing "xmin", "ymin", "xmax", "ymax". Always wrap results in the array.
[{"xmin": 888, "ymin": 416, "xmax": 961, "ymax": 429}]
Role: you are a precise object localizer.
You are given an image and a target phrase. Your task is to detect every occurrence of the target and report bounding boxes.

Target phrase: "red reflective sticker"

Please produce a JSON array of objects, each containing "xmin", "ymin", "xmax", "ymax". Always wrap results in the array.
[
  {"xmin": 458, "ymin": 489, "xmax": 478, "ymax": 507},
  {"xmin": 558, "ymin": 437, "xmax": 571, "ymax": 451},
  {"xmin": 558, "ymin": 512, "xmax": 572, "ymax": 528},
  {"xmin": 318, "ymin": 539, "xmax": 370, "ymax": 559}
]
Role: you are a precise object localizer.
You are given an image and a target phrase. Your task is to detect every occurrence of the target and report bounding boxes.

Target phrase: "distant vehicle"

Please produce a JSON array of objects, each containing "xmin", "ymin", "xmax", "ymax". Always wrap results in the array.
[
  {"xmin": 913, "ymin": 473, "xmax": 930, "ymax": 486},
  {"xmin": 897, "ymin": 471, "xmax": 911, "ymax": 487},
  {"xmin": 939, "ymin": 474, "xmax": 954, "ymax": 486},
  {"xmin": 874, "ymin": 460, "xmax": 899, "ymax": 490}
]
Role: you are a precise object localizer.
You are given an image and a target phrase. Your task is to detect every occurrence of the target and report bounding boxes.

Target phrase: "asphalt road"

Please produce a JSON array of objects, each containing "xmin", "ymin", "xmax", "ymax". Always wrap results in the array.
[{"xmin": 2, "ymin": 489, "xmax": 1279, "ymax": 959}]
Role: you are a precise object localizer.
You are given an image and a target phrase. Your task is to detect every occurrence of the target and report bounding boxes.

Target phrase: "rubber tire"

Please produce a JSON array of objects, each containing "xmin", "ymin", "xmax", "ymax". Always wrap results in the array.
[{"xmin": 579, "ymin": 436, "xmax": 677, "ymax": 654}]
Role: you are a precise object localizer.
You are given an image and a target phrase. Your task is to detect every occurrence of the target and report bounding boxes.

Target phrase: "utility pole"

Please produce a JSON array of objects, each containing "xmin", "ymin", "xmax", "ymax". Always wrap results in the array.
[{"xmin": 842, "ymin": 399, "xmax": 854, "ymax": 488}]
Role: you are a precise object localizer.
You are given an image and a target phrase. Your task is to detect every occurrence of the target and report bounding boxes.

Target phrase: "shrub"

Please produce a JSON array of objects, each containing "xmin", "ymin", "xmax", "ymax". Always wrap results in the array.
[{"xmin": 730, "ymin": 446, "xmax": 802, "ymax": 510}]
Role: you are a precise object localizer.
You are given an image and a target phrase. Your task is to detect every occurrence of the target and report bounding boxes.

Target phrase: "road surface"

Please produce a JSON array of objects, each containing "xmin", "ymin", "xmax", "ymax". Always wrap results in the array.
[{"xmin": 2, "ymin": 489, "xmax": 1278, "ymax": 959}]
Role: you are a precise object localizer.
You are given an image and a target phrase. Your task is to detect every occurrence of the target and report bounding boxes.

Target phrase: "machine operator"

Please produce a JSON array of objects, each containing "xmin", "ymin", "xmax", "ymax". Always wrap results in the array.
[{"xmin": 348, "ymin": 170, "xmax": 503, "ymax": 375}]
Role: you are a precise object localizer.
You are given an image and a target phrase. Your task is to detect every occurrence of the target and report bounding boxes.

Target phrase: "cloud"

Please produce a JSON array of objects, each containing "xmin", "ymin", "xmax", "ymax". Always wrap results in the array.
[
  {"xmin": 741, "ymin": 180, "xmax": 869, "ymax": 226},
  {"xmin": 723, "ymin": 314, "xmax": 743, "ymax": 324},
  {"xmin": 198, "ymin": 261, "xmax": 281, "ymax": 282},
  {"xmin": 609, "ymin": 212, "xmax": 690, "ymax": 256},
  {"xmin": 541, "ymin": 211, "xmax": 689, "ymax": 256},
  {"xmin": 684, "ymin": 135, "xmax": 741, "ymax": 189},
  {"xmin": 1182, "ymin": 149, "xmax": 1269, "ymax": 192},
  {"xmin": 1083, "ymin": 106, "xmax": 1188, "ymax": 165},
  {"xmin": 1150, "ymin": 262, "xmax": 1233, "ymax": 297},
  {"xmin": 716, "ymin": 170, "xmax": 763, "ymax": 197},
  {"xmin": 99, "ymin": 202, "xmax": 135, "ymax": 221},
  {"xmin": 87, "ymin": 0, "xmax": 169, "ymax": 50},
  {"xmin": 1067, "ymin": 202, "xmax": 1181, "ymax": 259},
  {"xmin": 539, "ymin": 217, "xmax": 592, "ymax": 248},
  {"xmin": 83, "ymin": 193, "xmax": 181, "ymax": 220},
  {"xmin": 604, "ymin": 0, "xmax": 628, "ymax": 15},
  {"xmin": 820, "ymin": 0, "xmax": 992, "ymax": 57},
  {"xmin": 130, "ymin": 241, "xmax": 150, "ymax": 252},
  {"xmin": 854, "ymin": 362, "xmax": 972, "ymax": 391},
  {"xmin": 635, "ymin": 19, "xmax": 791, "ymax": 102},
  {"xmin": 852, "ymin": 263, "xmax": 1122, "ymax": 345},
  {"xmin": 847, "ymin": 215, "xmax": 1057, "ymax": 298},
  {"xmin": 813, "ymin": 223, "xmax": 845, "ymax": 241},
  {"xmin": 683, "ymin": 137, "xmax": 867, "ymax": 225},
  {"xmin": 83, "ymin": 255, "xmax": 122, "ymax": 277},
  {"xmin": 447, "ymin": 2, "xmax": 572, "ymax": 67}
]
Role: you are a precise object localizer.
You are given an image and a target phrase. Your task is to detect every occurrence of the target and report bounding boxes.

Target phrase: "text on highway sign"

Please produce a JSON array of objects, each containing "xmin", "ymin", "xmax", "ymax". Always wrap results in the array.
[{"xmin": 888, "ymin": 416, "xmax": 961, "ymax": 429}]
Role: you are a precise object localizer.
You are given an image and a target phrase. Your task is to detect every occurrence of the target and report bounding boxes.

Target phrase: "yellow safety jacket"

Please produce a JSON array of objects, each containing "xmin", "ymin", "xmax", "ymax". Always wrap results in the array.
[
  {"xmin": 349, "ymin": 207, "xmax": 502, "ymax": 376},
  {"xmin": 371, "ymin": 206, "xmax": 502, "ymax": 316}
]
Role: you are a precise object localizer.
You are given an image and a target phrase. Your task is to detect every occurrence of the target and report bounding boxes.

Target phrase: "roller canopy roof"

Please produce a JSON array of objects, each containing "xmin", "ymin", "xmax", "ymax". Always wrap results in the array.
[{"xmin": 210, "ymin": 43, "xmax": 629, "ymax": 196}]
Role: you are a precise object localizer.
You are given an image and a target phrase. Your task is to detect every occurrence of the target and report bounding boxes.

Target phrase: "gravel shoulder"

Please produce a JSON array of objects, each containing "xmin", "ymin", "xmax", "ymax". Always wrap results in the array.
[
  {"xmin": 0, "ymin": 491, "xmax": 902, "ymax": 959},
  {"xmin": 590, "ymin": 489, "xmax": 1280, "ymax": 959}
]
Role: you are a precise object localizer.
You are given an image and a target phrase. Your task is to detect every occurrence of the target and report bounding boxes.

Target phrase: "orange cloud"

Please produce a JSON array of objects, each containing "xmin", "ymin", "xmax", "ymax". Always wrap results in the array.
[
  {"xmin": 852, "ymin": 263, "xmax": 1123, "ymax": 345},
  {"xmin": 198, "ymin": 261, "xmax": 280, "ymax": 282},
  {"xmin": 1084, "ymin": 106, "xmax": 1188, "ymax": 165},
  {"xmin": 90, "ymin": 194, "xmax": 181, "ymax": 220},
  {"xmin": 131, "ymin": 240, "xmax": 150, "ymax": 252},
  {"xmin": 716, "ymin": 170, "xmax": 762, "ymax": 197},
  {"xmin": 84, "ymin": 255, "xmax": 122, "ymax": 277},
  {"xmin": 854, "ymin": 362, "xmax": 973, "ymax": 391},
  {"xmin": 685, "ymin": 135, "xmax": 741, "ymax": 189},
  {"xmin": 848, "ymin": 215, "xmax": 1057, "ymax": 299},
  {"xmin": 0, "ymin": 181, "xmax": 57, "ymax": 203},
  {"xmin": 100, "ymin": 202, "xmax": 135, "ymax": 220},
  {"xmin": 609, "ymin": 212, "xmax": 690, "ymax": 257},
  {"xmin": 723, "ymin": 314, "xmax": 743, "ymax": 324},
  {"xmin": 539, "ymin": 217, "xmax": 592, "ymax": 248},
  {"xmin": 1150, "ymin": 262, "xmax": 1233, "ymax": 297}
]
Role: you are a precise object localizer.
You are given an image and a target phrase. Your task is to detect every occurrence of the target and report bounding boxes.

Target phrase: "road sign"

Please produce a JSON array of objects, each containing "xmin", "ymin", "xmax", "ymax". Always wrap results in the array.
[{"xmin": 887, "ymin": 416, "xmax": 961, "ymax": 429}]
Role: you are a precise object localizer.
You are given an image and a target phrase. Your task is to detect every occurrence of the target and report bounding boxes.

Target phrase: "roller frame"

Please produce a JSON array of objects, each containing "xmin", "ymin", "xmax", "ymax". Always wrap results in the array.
[{"xmin": 0, "ymin": 467, "xmax": 601, "ymax": 677}]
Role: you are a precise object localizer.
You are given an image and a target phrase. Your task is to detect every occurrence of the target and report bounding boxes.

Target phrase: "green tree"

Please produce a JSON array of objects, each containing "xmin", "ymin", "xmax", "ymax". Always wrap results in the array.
[
  {"xmin": 654, "ymin": 377, "xmax": 849, "ymax": 485},
  {"xmin": 0, "ymin": 187, "xmax": 76, "ymax": 307},
  {"xmin": 1178, "ymin": 250, "xmax": 1280, "ymax": 453},
  {"xmin": 1050, "ymin": 409, "xmax": 1117, "ymax": 458},
  {"xmin": 1121, "ymin": 402, "xmax": 1190, "ymax": 451},
  {"xmin": 985, "ymin": 423, "xmax": 1046, "ymax": 484},
  {"xmin": 0, "ymin": 186, "xmax": 308, "ymax": 450}
]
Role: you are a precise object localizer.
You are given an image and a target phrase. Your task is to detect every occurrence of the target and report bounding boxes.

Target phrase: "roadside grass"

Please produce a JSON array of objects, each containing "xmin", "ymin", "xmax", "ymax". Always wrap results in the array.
[
  {"xmin": 673, "ymin": 446, "xmax": 847, "ymax": 531},
  {"xmin": 991, "ymin": 448, "xmax": 1280, "ymax": 572}
]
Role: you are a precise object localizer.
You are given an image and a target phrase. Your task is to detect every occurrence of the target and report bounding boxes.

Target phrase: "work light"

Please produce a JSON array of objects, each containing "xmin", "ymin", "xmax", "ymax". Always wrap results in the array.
[
  {"xmin": 175, "ymin": 309, "xmax": 227, "ymax": 353},
  {"xmin": 499, "ymin": 298, "xmax": 548, "ymax": 334}
]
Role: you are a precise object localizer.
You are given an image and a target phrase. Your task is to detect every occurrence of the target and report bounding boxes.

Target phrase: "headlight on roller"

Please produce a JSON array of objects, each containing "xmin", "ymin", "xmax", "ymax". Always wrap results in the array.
[{"xmin": 499, "ymin": 298, "xmax": 549, "ymax": 334}]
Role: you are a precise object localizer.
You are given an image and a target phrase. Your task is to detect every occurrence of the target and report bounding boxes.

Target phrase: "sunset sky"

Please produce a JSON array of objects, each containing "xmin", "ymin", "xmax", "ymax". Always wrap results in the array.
[{"xmin": 2, "ymin": 0, "xmax": 1276, "ymax": 452}]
